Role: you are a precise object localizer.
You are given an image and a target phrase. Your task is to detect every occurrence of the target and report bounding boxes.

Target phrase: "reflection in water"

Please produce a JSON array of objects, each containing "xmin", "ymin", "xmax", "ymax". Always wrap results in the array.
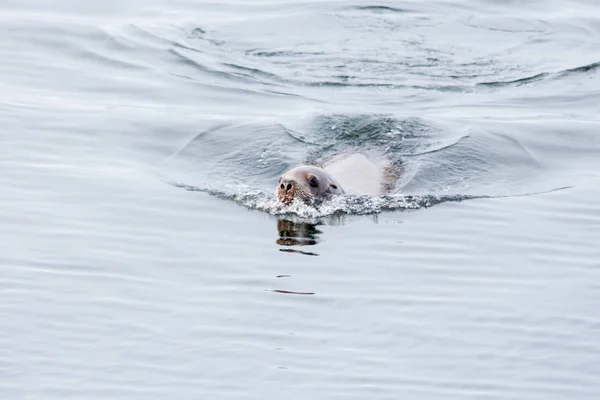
[
  {"xmin": 276, "ymin": 219, "xmax": 322, "ymax": 247},
  {"xmin": 270, "ymin": 289, "xmax": 315, "ymax": 295},
  {"xmin": 275, "ymin": 215, "xmax": 353, "ymax": 255},
  {"xmin": 279, "ymin": 248, "xmax": 319, "ymax": 256},
  {"xmin": 272, "ymin": 219, "xmax": 322, "ymax": 294}
]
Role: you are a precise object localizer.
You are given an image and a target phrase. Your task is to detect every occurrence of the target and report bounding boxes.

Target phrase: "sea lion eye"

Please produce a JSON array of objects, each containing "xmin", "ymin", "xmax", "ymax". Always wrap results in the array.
[
  {"xmin": 330, "ymin": 183, "xmax": 338, "ymax": 189},
  {"xmin": 308, "ymin": 175, "xmax": 319, "ymax": 188}
]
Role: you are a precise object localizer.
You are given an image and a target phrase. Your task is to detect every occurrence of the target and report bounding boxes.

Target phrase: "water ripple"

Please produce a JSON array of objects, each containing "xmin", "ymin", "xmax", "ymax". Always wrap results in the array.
[{"xmin": 168, "ymin": 181, "xmax": 479, "ymax": 217}]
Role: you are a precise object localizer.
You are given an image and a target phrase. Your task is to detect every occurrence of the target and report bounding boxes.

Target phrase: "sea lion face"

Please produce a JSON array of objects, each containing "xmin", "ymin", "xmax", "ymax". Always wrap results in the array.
[{"xmin": 276, "ymin": 166, "xmax": 344, "ymax": 205}]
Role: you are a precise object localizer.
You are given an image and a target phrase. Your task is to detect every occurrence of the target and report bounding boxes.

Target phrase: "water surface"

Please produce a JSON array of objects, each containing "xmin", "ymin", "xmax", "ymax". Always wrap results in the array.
[{"xmin": 1, "ymin": 0, "xmax": 600, "ymax": 399}]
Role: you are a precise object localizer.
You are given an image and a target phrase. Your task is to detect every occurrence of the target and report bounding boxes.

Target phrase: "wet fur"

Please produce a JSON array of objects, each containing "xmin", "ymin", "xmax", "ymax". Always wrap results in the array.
[
  {"xmin": 276, "ymin": 165, "xmax": 343, "ymax": 205},
  {"xmin": 276, "ymin": 153, "xmax": 399, "ymax": 204}
]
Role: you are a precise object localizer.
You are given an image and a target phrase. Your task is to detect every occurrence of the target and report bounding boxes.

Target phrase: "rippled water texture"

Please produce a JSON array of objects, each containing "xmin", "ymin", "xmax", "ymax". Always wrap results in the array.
[{"xmin": 1, "ymin": 1, "xmax": 600, "ymax": 399}]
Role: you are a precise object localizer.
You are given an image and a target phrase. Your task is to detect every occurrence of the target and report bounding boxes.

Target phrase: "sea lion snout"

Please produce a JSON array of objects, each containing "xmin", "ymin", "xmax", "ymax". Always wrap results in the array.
[
  {"xmin": 277, "ymin": 179, "xmax": 297, "ymax": 205},
  {"xmin": 279, "ymin": 179, "xmax": 295, "ymax": 193}
]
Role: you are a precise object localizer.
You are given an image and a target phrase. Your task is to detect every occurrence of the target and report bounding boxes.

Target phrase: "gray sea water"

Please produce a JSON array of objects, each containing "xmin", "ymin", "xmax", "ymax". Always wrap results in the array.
[{"xmin": 1, "ymin": 0, "xmax": 600, "ymax": 399}]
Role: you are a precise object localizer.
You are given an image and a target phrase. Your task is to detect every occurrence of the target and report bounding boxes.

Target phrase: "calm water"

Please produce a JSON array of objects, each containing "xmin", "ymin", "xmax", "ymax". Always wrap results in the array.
[{"xmin": 1, "ymin": 0, "xmax": 600, "ymax": 399}]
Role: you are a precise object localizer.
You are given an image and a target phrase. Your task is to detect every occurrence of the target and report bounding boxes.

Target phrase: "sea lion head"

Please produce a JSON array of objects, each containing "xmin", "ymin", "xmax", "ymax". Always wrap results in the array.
[{"xmin": 275, "ymin": 165, "xmax": 344, "ymax": 205}]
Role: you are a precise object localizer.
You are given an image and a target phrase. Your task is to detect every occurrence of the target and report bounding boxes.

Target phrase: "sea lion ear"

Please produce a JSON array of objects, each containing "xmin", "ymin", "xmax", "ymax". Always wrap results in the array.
[
  {"xmin": 330, "ymin": 183, "xmax": 338, "ymax": 189},
  {"xmin": 307, "ymin": 174, "xmax": 319, "ymax": 188}
]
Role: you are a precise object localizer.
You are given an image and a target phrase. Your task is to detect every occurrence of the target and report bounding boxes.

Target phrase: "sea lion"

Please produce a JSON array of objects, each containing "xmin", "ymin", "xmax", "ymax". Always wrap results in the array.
[
  {"xmin": 276, "ymin": 151, "xmax": 396, "ymax": 205},
  {"xmin": 275, "ymin": 165, "xmax": 344, "ymax": 205}
]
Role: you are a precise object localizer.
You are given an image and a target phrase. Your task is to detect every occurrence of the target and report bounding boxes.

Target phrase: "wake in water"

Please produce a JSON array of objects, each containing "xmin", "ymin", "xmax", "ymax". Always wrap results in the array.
[
  {"xmin": 168, "ymin": 180, "xmax": 571, "ymax": 218},
  {"xmin": 157, "ymin": 113, "xmax": 569, "ymax": 217},
  {"xmin": 168, "ymin": 181, "xmax": 478, "ymax": 217}
]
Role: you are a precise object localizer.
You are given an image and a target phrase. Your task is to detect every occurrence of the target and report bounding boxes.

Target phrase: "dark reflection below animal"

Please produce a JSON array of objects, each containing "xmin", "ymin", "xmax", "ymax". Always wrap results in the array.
[{"xmin": 276, "ymin": 219, "xmax": 322, "ymax": 255}]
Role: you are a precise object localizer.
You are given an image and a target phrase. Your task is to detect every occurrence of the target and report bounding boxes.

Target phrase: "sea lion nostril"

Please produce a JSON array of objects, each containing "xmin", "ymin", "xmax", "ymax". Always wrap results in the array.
[
  {"xmin": 286, "ymin": 183, "xmax": 292, "ymax": 191},
  {"xmin": 280, "ymin": 183, "xmax": 285, "ymax": 190}
]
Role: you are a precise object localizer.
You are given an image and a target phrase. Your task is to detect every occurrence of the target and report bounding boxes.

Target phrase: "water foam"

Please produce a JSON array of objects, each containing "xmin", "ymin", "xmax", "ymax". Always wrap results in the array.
[{"xmin": 170, "ymin": 181, "xmax": 476, "ymax": 217}]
